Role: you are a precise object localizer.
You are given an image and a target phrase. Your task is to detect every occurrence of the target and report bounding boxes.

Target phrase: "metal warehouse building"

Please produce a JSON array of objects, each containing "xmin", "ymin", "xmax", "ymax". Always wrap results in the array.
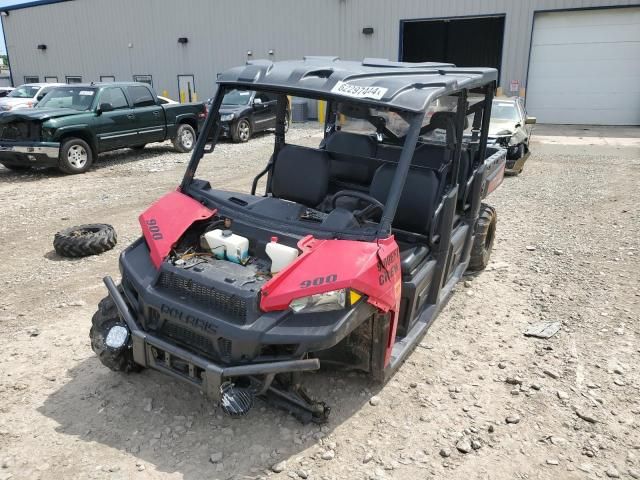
[{"xmin": 2, "ymin": 0, "xmax": 639, "ymax": 125}]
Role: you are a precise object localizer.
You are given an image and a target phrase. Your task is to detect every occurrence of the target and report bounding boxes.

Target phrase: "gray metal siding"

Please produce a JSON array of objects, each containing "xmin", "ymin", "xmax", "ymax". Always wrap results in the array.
[{"xmin": 2, "ymin": 0, "xmax": 638, "ymax": 101}]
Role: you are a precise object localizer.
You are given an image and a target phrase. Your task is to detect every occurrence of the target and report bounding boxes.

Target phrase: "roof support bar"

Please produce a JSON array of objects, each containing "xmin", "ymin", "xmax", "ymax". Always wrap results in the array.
[{"xmin": 377, "ymin": 110, "xmax": 424, "ymax": 237}]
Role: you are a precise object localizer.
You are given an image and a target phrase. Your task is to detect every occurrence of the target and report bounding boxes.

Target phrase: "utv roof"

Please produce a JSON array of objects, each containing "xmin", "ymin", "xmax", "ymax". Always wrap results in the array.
[{"xmin": 217, "ymin": 56, "xmax": 498, "ymax": 113}]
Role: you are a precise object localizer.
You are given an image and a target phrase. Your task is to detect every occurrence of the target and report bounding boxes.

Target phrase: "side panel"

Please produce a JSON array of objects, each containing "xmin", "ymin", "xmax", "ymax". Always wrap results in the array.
[
  {"xmin": 260, "ymin": 235, "xmax": 402, "ymax": 366},
  {"xmin": 138, "ymin": 190, "xmax": 216, "ymax": 268}
]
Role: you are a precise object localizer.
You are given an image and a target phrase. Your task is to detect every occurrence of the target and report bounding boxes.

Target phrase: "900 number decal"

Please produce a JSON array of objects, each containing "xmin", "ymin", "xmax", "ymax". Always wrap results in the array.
[
  {"xmin": 145, "ymin": 218, "xmax": 163, "ymax": 240},
  {"xmin": 300, "ymin": 274, "xmax": 337, "ymax": 289}
]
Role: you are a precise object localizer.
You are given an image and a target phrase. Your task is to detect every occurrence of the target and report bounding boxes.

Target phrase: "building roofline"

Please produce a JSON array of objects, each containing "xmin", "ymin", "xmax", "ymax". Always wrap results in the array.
[{"xmin": 0, "ymin": 0, "xmax": 72, "ymax": 12}]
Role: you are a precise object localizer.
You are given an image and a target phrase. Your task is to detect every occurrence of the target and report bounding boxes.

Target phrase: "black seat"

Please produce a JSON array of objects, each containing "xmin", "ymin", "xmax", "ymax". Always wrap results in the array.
[
  {"xmin": 324, "ymin": 131, "xmax": 378, "ymax": 185},
  {"xmin": 271, "ymin": 145, "xmax": 330, "ymax": 207},
  {"xmin": 369, "ymin": 164, "xmax": 439, "ymax": 235}
]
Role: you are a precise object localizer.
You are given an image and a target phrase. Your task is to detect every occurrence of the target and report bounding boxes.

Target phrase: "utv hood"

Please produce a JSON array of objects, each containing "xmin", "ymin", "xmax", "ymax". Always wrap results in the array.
[{"xmin": 0, "ymin": 108, "xmax": 85, "ymax": 123}]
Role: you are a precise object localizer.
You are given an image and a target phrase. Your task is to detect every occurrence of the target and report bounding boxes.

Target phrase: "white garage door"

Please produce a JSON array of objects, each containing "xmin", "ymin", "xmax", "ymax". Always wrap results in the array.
[{"xmin": 526, "ymin": 7, "xmax": 640, "ymax": 125}]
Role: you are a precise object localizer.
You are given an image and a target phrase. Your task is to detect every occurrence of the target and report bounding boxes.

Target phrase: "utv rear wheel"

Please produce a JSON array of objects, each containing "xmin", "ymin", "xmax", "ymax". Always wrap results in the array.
[
  {"xmin": 58, "ymin": 137, "xmax": 93, "ymax": 174},
  {"xmin": 173, "ymin": 123, "xmax": 196, "ymax": 153},
  {"xmin": 90, "ymin": 291, "xmax": 141, "ymax": 373},
  {"xmin": 232, "ymin": 118, "xmax": 251, "ymax": 143},
  {"xmin": 53, "ymin": 223, "xmax": 117, "ymax": 258},
  {"xmin": 468, "ymin": 204, "xmax": 497, "ymax": 271}
]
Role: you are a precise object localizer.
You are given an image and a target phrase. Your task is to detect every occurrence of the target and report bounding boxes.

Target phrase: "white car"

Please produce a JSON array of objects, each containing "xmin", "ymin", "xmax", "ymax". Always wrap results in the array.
[
  {"xmin": 0, "ymin": 83, "xmax": 65, "ymax": 111},
  {"xmin": 488, "ymin": 97, "xmax": 536, "ymax": 174},
  {"xmin": 157, "ymin": 95, "xmax": 177, "ymax": 104},
  {"xmin": 0, "ymin": 87, "xmax": 14, "ymax": 98}
]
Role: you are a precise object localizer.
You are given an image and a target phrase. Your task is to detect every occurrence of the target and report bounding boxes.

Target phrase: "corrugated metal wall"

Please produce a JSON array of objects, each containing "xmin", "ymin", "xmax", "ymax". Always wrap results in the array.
[{"xmin": 2, "ymin": 0, "xmax": 637, "ymax": 100}]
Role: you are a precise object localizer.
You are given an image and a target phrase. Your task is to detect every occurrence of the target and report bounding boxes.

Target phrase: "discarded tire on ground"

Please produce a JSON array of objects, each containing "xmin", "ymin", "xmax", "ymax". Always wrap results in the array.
[
  {"xmin": 53, "ymin": 224, "xmax": 117, "ymax": 258},
  {"xmin": 468, "ymin": 203, "xmax": 497, "ymax": 271}
]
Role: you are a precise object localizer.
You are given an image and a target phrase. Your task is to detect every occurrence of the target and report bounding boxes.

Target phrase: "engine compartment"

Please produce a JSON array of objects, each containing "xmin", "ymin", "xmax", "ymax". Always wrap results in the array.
[{"xmin": 165, "ymin": 215, "xmax": 299, "ymax": 292}]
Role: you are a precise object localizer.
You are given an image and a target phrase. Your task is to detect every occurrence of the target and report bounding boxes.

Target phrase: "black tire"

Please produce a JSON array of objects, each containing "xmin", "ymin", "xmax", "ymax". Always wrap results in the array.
[
  {"xmin": 90, "ymin": 291, "xmax": 141, "ymax": 373},
  {"xmin": 131, "ymin": 144, "xmax": 147, "ymax": 150},
  {"xmin": 468, "ymin": 204, "xmax": 497, "ymax": 271},
  {"xmin": 58, "ymin": 137, "xmax": 93, "ymax": 174},
  {"xmin": 172, "ymin": 123, "xmax": 196, "ymax": 153},
  {"xmin": 1, "ymin": 163, "xmax": 31, "ymax": 172},
  {"xmin": 232, "ymin": 118, "xmax": 252, "ymax": 143},
  {"xmin": 53, "ymin": 223, "xmax": 117, "ymax": 258}
]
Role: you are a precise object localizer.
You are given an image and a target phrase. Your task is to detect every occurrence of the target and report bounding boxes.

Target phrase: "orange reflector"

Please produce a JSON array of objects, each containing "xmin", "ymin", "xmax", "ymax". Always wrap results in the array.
[{"xmin": 349, "ymin": 290, "xmax": 362, "ymax": 305}]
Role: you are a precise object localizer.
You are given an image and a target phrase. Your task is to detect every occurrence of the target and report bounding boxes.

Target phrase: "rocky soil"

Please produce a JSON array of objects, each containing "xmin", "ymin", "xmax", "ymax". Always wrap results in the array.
[{"xmin": 0, "ymin": 125, "xmax": 638, "ymax": 480}]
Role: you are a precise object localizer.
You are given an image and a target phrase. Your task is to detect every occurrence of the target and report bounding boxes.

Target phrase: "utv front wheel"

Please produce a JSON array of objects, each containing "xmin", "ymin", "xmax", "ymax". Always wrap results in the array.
[
  {"xmin": 468, "ymin": 204, "xmax": 497, "ymax": 271},
  {"xmin": 90, "ymin": 291, "xmax": 141, "ymax": 373}
]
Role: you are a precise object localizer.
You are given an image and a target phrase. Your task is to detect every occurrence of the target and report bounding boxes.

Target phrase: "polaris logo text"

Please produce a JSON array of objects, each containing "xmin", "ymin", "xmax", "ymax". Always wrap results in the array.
[{"xmin": 160, "ymin": 304, "xmax": 218, "ymax": 334}]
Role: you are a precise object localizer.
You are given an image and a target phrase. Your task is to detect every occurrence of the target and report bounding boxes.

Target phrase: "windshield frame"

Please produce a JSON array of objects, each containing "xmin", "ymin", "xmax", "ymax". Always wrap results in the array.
[
  {"xmin": 36, "ymin": 86, "xmax": 98, "ymax": 111},
  {"xmin": 181, "ymin": 83, "xmax": 429, "ymax": 239}
]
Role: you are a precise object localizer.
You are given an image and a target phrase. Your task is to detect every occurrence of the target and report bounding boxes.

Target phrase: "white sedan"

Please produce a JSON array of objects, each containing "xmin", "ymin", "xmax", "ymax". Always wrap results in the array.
[{"xmin": 489, "ymin": 98, "xmax": 536, "ymax": 175}]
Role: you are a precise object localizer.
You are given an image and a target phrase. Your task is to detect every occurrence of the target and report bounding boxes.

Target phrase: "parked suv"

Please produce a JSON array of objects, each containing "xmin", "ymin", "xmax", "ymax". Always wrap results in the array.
[
  {"xmin": 0, "ymin": 82, "xmax": 207, "ymax": 173},
  {"xmin": 0, "ymin": 83, "xmax": 64, "ymax": 111},
  {"xmin": 215, "ymin": 89, "xmax": 290, "ymax": 142}
]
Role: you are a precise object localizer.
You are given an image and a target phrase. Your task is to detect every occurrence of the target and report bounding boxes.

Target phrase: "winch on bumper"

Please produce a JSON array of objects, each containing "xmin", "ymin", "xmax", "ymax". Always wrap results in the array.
[{"xmin": 0, "ymin": 141, "xmax": 60, "ymax": 167}]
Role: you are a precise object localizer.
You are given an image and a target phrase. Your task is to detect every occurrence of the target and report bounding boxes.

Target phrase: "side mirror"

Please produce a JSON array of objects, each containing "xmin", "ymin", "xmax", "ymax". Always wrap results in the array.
[
  {"xmin": 253, "ymin": 98, "xmax": 265, "ymax": 109},
  {"xmin": 98, "ymin": 102, "xmax": 114, "ymax": 114},
  {"xmin": 36, "ymin": 94, "xmax": 45, "ymax": 101},
  {"xmin": 525, "ymin": 116, "xmax": 537, "ymax": 125}
]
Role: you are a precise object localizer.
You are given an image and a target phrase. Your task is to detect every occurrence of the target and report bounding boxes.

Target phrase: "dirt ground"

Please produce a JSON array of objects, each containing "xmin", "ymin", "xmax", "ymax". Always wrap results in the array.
[{"xmin": 0, "ymin": 124, "xmax": 639, "ymax": 480}]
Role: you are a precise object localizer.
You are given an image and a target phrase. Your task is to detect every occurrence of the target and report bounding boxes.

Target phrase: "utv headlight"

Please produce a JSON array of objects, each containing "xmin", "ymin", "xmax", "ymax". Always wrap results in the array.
[
  {"xmin": 220, "ymin": 113, "xmax": 234, "ymax": 122},
  {"xmin": 289, "ymin": 289, "xmax": 363, "ymax": 314},
  {"xmin": 290, "ymin": 289, "xmax": 347, "ymax": 313}
]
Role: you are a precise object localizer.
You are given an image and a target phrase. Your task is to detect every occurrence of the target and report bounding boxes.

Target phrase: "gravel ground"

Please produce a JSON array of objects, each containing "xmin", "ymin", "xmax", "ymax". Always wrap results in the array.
[{"xmin": 0, "ymin": 124, "xmax": 638, "ymax": 480}]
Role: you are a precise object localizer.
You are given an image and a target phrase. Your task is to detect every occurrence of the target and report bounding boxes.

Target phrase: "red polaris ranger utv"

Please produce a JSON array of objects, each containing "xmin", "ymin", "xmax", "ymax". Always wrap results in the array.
[{"xmin": 91, "ymin": 57, "xmax": 505, "ymax": 423}]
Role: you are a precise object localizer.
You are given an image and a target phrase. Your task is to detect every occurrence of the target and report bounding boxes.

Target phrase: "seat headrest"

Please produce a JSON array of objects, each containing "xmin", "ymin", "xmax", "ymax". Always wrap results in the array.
[
  {"xmin": 370, "ymin": 164, "xmax": 439, "ymax": 234},
  {"xmin": 324, "ymin": 131, "xmax": 377, "ymax": 158},
  {"xmin": 271, "ymin": 145, "xmax": 330, "ymax": 207},
  {"xmin": 425, "ymin": 111, "xmax": 456, "ymax": 132}
]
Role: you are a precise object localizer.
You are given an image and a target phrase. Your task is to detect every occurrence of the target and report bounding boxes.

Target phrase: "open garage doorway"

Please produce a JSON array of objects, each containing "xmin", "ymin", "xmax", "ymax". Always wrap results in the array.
[{"xmin": 401, "ymin": 15, "xmax": 505, "ymax": 77}]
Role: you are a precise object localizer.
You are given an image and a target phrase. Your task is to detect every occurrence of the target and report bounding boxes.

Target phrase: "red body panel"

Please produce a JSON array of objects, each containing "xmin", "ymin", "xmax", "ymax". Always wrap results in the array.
[
  {"xmin": 139, "ymin": 191, "xmax": 216, "ymax": 268},
  {"xmin": 486, "ymin": 162, "xmax": 505, "ymax": 195},
  {"xmin": 260, "ymin": 235, "xmax": 402, "ymax": 366}
]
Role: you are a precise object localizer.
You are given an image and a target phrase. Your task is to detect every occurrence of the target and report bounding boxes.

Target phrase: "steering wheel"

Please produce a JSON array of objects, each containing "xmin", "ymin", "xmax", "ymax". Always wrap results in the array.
[{"xmin": 331, "ymin": 190, "xmax": 384, "ymax": 223}]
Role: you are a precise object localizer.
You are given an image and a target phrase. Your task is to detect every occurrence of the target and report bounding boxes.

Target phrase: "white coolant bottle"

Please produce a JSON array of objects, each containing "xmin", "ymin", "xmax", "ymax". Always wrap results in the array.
[
  {"xmin": 203, "ymin": 229, "xmax": 249, "ymax": 264},
  {"xmin": 266, "ymin": 236, "xmax": 298, "ymax": 274}
]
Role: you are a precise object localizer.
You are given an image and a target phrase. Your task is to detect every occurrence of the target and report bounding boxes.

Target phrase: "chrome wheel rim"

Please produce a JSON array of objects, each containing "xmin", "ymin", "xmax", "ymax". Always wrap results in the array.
[
  {"xmin": 67, "ymin": 145, "xmax": 88, "ymax": 169},
  {"xmin": 181, "ymin": 129, "xmax": 194, "ymax": 149},
  {"xmin": 238, "ymin": 120, "xmax": 250, "ymax": 141}
]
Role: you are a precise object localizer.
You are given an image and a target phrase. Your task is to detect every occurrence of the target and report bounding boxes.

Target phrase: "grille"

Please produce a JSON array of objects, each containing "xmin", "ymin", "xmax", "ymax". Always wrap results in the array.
[
  {"xmin": 161, "ymin": 321, "xmax": 217, "ymax": 359},
  {"xmin": 218, "ymin": 337, "xmax": 232, "ymax": 361},
  {"xmin": 157, "ymin": 271, "xmax": 248, "ymax": 321},
  {"xmin": 0, "ymin": 122, "xmax": 39, "ymax": 141}
]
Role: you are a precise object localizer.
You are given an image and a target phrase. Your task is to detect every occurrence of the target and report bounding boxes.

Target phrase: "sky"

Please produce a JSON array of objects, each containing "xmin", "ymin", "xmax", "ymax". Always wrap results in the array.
[{"xmin": 0, "ymin": 0, "xmax": 36, "ymax": 54}]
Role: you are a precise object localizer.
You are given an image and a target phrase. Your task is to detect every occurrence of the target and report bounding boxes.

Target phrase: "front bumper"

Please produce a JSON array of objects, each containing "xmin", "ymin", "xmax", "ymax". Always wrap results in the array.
[
  {"xmin": 0, "ymin": 142, "xmax": 60, "ymax": 166},
  {"xmin": 104, "ymin": 276, "xmax": 321, "ymax": 400},
  {"xmin": 114, "ymin": 239, "xmax": 376, "ymax": 396}
]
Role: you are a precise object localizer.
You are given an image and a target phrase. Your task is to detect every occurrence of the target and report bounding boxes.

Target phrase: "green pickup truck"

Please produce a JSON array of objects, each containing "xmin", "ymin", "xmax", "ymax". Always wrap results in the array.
[{"xmin": 0, "ymin": 82, "xmax": 207, "ymax": 174}]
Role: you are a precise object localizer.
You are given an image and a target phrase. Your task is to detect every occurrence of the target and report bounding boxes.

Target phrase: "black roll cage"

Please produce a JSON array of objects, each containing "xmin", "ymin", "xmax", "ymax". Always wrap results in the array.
[{"xmin": 181, "ymin": 81, "xmax": 495, "ymax": 238}]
